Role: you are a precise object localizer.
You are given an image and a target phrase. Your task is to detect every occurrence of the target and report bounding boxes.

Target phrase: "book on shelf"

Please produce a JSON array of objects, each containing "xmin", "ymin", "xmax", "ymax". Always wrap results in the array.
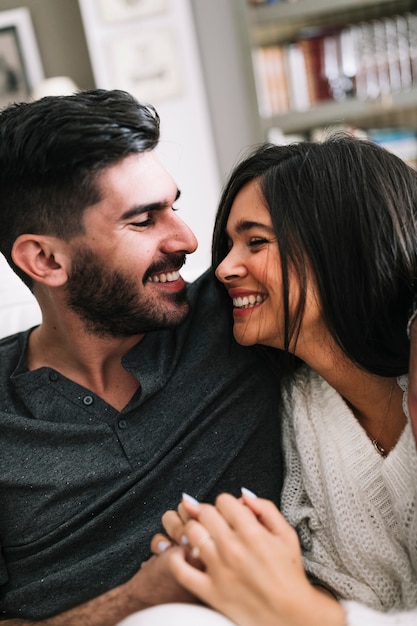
[
  {"xmin": 252, "ymin": 44, "xmax": 290, "ymax": 117},
  {"xmin": 285, "ymin": 42, "xmax": 310, "ymax": 111},
  {"xmin": 298, "ymin": 27, "xmax": 334, "ymax": 104},
  {"xmin": 407, "ymin": 12, "xmax": 417, "ymax": 84},
  {"xmin": 386, "ymin": 15, "xmax": 413, "ymax": 92},
  {"xmin": 251, "ymin": 9, "xmax": 417, "ymax": 118}
]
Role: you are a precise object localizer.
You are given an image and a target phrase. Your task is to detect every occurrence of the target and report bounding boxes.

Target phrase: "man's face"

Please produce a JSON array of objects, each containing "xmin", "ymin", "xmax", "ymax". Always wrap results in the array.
[{"xmin": 65, "ymin": 151, "xmax": 198, "ymax": 338}]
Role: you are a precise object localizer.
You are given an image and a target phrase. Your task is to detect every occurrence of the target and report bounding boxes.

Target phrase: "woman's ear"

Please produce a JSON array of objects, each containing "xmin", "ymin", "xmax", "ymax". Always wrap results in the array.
[{"xmin": 12, "ymin": 234, "xmax": 71, "ymax": 287}]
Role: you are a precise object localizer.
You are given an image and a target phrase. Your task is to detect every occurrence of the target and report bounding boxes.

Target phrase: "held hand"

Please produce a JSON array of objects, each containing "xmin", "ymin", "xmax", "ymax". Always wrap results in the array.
[
  {"xmin": 166, "ymin": 492, "xmax": 345, "ymax": 626},
  {"xmin": 133, "ymin": 550, "xmax": 200, "ymax": 606},
  {"xmin": 151, "ymin": 496, "xmax": 206, "ymax": 571},
  {"xmin": 151, "ymin": 496, "xmax": 198, "ymax": 553}
]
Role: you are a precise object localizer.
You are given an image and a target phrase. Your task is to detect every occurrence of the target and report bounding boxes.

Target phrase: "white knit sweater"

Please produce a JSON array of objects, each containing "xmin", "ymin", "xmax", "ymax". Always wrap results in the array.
[{"xmin": 281, "ymin": 367, "xmax": 417, "ymax": 622}]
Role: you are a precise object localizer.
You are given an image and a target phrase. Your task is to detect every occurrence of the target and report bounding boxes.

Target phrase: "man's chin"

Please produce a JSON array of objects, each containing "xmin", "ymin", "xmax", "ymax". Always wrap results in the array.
[{"xmin": 162, "ymin": 301, "xmax": 191, "ymax": 329}]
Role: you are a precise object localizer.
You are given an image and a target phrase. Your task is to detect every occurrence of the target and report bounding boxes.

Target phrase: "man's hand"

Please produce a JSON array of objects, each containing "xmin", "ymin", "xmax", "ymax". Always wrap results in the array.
[
  {"xmin": 2, "ymin": 552, "xmax": 198, "ymax": 626},
  {"xmin": 137, "ymin": 551, "xmax": 200, "ymax": 606}
]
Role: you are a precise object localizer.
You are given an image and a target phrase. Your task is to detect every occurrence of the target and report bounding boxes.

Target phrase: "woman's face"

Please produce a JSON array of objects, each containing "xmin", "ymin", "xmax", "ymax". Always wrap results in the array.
[{"xmin": 215, "ymin": 180, "xmax": 320, "ymax": 352}]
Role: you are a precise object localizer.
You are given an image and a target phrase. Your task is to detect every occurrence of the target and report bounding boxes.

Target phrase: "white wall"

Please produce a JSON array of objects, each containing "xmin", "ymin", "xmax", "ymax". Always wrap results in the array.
[{"xmin": 0, "ymin": 255, "xmax": 41, "ymax": 339}]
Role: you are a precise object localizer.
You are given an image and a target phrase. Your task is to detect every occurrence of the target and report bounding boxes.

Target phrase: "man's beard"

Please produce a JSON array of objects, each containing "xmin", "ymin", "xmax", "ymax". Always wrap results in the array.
[{"xmin": 65, "ymin": 246, "xmax": 189, "ymax": 338}]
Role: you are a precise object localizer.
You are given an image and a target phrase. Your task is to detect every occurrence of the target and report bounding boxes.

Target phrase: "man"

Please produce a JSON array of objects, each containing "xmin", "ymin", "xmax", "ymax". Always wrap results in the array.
[{"xmin": 0, "ymin": 90, "xmax": 284, "ymax": 623}]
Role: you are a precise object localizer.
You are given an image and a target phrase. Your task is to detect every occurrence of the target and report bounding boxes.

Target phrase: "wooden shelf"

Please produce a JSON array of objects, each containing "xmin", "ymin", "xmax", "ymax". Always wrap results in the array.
[
  {"xmin": 247, "ymin": 0, "xmax": 412, "ymax": 25},
  {"xmin": 237, "ymin": 0, "xmax": 417, "ymax": 142},
  {"xmin": 260, "ymin": 89, "xmax": 417, "ymax": 135}
]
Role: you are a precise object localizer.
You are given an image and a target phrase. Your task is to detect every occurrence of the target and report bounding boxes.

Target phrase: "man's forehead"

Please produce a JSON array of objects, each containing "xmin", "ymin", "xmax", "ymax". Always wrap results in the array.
[
  {"xmin": 95, "ymin": 152, "xmax": 176, "ymax": 199},
  {"xmin": 82, "ymin": 152, "xmax": 178, "ymax": 222}
]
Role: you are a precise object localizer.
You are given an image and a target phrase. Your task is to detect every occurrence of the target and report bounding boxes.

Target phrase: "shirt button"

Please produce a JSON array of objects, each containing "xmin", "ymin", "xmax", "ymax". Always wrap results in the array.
[
  {"xmin": 118, "ymin": 419, "xmax": 128, "ymax": 429},
  {"xmin": 83, "ymin": 395, "xmax": 94, "ymax": 406},
  {"xmin": 49, "ymin": 372, "xmax": 58, "ymax": 382}
]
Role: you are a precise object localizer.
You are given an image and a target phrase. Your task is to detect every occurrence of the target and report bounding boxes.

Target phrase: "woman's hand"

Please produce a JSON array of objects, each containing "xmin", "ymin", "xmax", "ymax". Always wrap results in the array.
[
  {"xmin": 151, "ymin": 497, "xmax": 198, "ymax": 556},
  {"xmin": 163, "ymin": 491, "xmax": 346, "ymax": 626}
]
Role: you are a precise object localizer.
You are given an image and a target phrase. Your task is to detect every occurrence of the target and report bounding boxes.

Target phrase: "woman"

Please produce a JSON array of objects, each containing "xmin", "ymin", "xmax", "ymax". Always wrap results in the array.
[{"xmin": 131, "ymin": 137, "xmax": 417, "ymax": 625}]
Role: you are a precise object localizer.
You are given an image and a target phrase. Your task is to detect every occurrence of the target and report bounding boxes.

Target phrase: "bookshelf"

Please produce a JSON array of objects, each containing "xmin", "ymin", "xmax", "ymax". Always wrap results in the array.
[{"xmin": 235, "ymin": 0, "xmax": 417, "ymax": 152}]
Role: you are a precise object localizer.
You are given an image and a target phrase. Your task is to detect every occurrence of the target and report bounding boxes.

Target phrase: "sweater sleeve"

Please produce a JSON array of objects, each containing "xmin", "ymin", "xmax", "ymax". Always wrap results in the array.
[{"xmin": 342, "ymin": 601, "xmax": 417, "ymax": 625}]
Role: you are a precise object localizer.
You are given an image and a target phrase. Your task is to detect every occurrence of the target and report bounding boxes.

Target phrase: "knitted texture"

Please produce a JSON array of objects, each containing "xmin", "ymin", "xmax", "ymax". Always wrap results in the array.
[{"xmin": 281, "ymin": 367, "xmax": 417, "ymax": 611}]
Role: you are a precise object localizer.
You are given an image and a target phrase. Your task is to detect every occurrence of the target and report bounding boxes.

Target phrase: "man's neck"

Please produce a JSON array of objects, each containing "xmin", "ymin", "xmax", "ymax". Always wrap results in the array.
[{"xmin": 27, "ymin": 321, "xmax": 143, "ymax": 412}]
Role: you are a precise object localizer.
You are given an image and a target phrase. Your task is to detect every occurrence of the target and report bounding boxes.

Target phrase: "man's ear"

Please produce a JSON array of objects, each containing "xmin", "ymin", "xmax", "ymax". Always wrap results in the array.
[{"xmin": 12, "ymin": 234, "xmax": 71, "ymax": 287}]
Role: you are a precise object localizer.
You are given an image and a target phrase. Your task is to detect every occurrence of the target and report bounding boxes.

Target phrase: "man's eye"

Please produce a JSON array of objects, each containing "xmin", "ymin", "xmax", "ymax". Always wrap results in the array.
[{"xmin": 131, "ymin": 217, "xmax": 153, "ymax": 227}]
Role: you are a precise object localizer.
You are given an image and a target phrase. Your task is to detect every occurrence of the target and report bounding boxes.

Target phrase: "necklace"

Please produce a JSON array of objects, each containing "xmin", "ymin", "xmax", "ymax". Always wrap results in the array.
[{"xmin": 372, "ymin": 380, "xmax": 395, "ymax": 458}]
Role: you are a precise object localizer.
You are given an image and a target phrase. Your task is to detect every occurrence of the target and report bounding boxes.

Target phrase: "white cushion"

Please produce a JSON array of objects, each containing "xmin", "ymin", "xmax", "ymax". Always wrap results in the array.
[{"xmin": 117, "ymin": 604, "xmax": 236, "ymax": 626}]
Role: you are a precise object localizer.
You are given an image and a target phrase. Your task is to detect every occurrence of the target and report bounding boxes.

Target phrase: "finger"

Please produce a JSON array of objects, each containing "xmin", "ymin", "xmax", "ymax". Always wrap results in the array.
[
  {"xmin": 178, "ymin": 501, "xmax": 193, "ymax": 524},
  {"xmin": 193, "ymin": 501, "xmax": 237, "ymax": 545},
  {"xmin": 240, "ymin": 491, "xmax": 290, "ymax": 534},
  {"xmin": 183, "ymin": 518, "xmax": 219, "ymax": 565},
  {"xmin": 240, "ymin": 491, "xmax": 301, "ymax": 549},
  {"xmin": 213, "ymin": 492, "xmax": 261, "ymax": 533},
  {"xmin": 181, "ymin": 493, "xmax": 201, "ymax": 518},
  {"xmin": 150, "ymin": 532, "xmax": 172, "ymax": 555},
  {"xmin": 161, "ymin": 509, "xmax": 186, "ymax": 545},
  {"xmin": 168, "ymin": 546, "xmax": 213, "ymax": 605}
]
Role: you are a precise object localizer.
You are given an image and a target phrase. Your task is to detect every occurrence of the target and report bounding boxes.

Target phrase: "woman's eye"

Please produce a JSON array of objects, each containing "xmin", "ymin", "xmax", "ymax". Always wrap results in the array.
[{"xmin": 248, "ymin": 237, "xmax": 269, "ymax": 248}]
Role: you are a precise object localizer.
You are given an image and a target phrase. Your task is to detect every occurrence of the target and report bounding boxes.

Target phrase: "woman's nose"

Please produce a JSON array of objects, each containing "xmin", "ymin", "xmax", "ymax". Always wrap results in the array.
[{"xmin": 215, "ymin": 250, "xmax": 246, "ymax": 283}]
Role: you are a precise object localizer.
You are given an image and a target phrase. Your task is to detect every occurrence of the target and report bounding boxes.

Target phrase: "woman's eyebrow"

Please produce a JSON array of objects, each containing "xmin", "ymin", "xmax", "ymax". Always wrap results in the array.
[{"xmin": 234, "ymin": 219, "xmax": 275, "ymax": 235}]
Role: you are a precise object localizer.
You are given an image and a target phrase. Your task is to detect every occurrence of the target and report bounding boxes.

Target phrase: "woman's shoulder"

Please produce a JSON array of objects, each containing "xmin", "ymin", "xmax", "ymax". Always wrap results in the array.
[
  {"xmin": 284, "ymin": 365, "xmax": 326, "ymax": 396},
  {"xmin": 282, "ymin": 366, "xmax": 343, "ymax": 427}
]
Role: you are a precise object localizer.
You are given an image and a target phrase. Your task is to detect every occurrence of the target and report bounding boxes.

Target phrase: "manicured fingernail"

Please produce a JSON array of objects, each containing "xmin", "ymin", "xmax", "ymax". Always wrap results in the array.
[
  {"xmin": 157, "ymin": 540, "xmax": 171, "ymax": 553},
  {"xmin": 181, "ymin": 534, "xmax": 189, "ymax": 546},
  {"xmin": 182, "ymin": 492, "xmax": 200, "ymax": 508},
  {"xmin": 241, "ymin": 487, "xmax": 257, "ymax": 499}
]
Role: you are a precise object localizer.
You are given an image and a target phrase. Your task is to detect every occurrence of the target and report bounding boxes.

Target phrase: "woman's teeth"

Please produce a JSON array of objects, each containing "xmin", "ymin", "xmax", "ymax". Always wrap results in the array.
[{"xmin": 232, "ymin": 294, "xmax": 266, "ymax": 309}]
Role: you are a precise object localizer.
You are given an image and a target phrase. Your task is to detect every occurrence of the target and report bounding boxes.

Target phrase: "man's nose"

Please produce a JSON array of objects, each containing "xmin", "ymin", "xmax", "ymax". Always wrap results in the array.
[{"xmin": 162, "ymin": 213, "xmax": 198, "ymax": 254}]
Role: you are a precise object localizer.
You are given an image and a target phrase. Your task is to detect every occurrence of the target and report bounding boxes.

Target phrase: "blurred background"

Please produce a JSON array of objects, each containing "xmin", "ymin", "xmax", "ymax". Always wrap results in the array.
[{"xmin": 1, "ymin": 0, "xmax": 416, "ymax": 335}]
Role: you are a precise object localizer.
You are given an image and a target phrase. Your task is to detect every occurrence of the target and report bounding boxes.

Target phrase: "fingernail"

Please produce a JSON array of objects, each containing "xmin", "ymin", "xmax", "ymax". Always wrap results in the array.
[
  {"xmin": 181, "ymin": 534, "xmax": 189, "ymax": 546},
  {"xmin": 182, "ymin": 492, "xmax": 200, "ymax": 508},
  {"xmin": 157, "ymin": 540, "xmax": 171, "ymax": 553},
  {"xmin": 241, "ymin": 487, "xmax": 257, "ymax": 499}
]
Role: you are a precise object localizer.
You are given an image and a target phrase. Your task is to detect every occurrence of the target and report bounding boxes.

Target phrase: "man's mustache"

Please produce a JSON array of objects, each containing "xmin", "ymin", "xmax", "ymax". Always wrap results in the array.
[{"xmin": 143, "ymin": 254, "xmax": 187, "ymax": 283}]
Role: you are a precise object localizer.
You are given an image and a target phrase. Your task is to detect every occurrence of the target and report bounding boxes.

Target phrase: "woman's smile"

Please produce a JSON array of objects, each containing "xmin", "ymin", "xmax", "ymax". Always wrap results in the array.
[{"xmin": 228, "ymin": 288, "xmax": 268, "ymax": 315}]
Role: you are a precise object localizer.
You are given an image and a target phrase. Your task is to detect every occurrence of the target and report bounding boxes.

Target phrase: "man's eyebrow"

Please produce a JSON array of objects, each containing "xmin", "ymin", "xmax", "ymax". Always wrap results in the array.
[{"xmin": 120, "ymin": 188, "xmax": 181, "ymax": 221}]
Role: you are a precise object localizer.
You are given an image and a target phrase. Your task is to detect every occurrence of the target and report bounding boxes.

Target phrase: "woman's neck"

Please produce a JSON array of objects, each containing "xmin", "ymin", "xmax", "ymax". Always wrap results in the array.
[{"xmin": 295, "ymin": 337, "xmax": 407, "ymax": 456}]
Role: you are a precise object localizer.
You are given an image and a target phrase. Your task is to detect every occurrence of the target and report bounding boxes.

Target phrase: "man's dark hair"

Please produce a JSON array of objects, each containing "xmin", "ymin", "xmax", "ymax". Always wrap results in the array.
[{"xmin": 0, "ymin": 89, "xmax": 160, "ymax": 288}]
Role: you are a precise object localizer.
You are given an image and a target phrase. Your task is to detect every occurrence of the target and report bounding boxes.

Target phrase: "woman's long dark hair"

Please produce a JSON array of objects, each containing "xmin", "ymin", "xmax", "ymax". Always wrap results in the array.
[{"xmin": 212, "ymin": 137, "xmax": 417, "ymax": 376}]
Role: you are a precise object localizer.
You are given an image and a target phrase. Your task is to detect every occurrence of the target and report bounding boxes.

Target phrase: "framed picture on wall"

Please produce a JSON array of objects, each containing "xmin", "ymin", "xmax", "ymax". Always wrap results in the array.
[
  {"xmin": 107, "ymin": 28, "xmax": 182, "ymax": 102},
  {"xmin": 0, "ymin": 8, "xmax": 44, "ymax": 110},
  {"xmin": 96, "ymin": 0, "xmax": 169, "ymax": 23}
]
